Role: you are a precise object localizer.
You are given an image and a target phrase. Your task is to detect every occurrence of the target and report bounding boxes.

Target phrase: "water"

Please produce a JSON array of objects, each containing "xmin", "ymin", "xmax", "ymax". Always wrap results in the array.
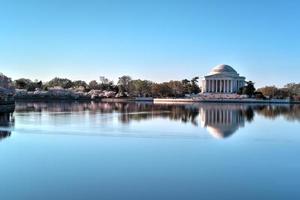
[{"xmin": 0, "ymin": 101, "xmax": 299, "ymax": 200}]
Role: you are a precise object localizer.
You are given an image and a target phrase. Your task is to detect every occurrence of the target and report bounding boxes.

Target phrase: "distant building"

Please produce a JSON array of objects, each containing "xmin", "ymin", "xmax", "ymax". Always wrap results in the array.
[{"xmin": 201, "ymin": 64, "xmax": 245, "ymax": 93}]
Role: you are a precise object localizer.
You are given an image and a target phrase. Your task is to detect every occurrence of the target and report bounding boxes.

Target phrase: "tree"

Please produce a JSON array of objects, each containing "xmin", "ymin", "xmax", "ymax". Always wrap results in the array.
[
  {"xmin": 0, "ymin": 73, "xmax": 13, "ymax": 89},
  {"xmin": 168, "ymin": 81, "xmax": 184, "ymax": 97},
  {"xmin": 254, "ymin": 91, "xmax": 266, "ymax": 99},
  {"xmin": 257, "ymin": 85, "xmax": 292, "ymax": 99},
  {"xmin": 129, "ymin": 79, "xmax": 153, "ymax": 97},
  {"xmin": 99, "ymin": 76, "xmax": 114, "ymax": 90},
  {"xmin": 46, "ymin": 77, "xmax": 73, "ymax": 89},
  {"xmin": 14, "ymin": 78, "xmax": 32, "ymax": 89},
  {"xmin": 99, "ymin": 76, "xmax": 109, "ymax": 84},
  {"xmin": 284, "ymin": 83, "xmax": 300, "ymax": 96},
  {"xmin": 73, "ymin": 80, "xmax": 88, "ymax": 88},
  {"xmin": 182, "ymin": 79, "xmax": 192, "ymax": 94},
  {"xmin": 118, "ymin": 75, "xmax": 132, "ymax": 96},
  {"xmin": 242, "ymin": 81, "xmax": 256, "ymax": 97},
  {"xmin": 151, "ymin": 82, "xmax": 172, "ymax": 97},
  {"xmin": 13, "ymin": 78, "xmax": 42, "ymax": 91},
  {"xmin": 191, "ymin": 77, "xmax": 200, "ymax": 94},
  {"xmin": 35, "ymin": 80, "xmax": 43, "ymax": 89},
  {"xmin": 257, "ymin": 86, "xmax": 278, "ymax": 98},
  {"xmin": 89, "ymin": 80, "xmax": 99, "ymax": 90},
  {"xmin": 151, "ymin": 81, "xmax": 185, "ymax": 97}
]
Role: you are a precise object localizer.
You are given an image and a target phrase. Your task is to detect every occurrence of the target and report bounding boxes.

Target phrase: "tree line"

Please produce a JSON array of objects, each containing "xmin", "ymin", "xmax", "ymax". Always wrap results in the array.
[
  {"xmin": 257, "ymin": 83, "xmax": 300, "ymax": 100},
  {"xmin": 1, "ymin": 73, "xmax": 300, "ymax": 99},
  {"xmin": 237, "ymin": 81, "xmax": 300, "ymax": 100},
  {"xmin": 11, "ymin": 75, "xmax": 201, "ymax": 98}
]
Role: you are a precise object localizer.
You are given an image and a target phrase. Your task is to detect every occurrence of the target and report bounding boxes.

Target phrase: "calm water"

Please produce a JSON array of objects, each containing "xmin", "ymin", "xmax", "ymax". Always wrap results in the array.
[{"xmin": 0, "ymin": 101, "xmax": 300, "ymax": 200}]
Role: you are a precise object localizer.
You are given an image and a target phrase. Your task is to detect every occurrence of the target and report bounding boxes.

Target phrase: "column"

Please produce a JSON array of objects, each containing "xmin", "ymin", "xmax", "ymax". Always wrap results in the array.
[
  {"xmin": 208, "ymin": 80, "xmax": 210, "ymax": 92},
  {"xmin": 207, "ymin": 80, "xmax": 209, "ymax": 92},
  {"xmin": 221, "ymin": 80, "xmax": 223, "ymax": 93},
  {"xmin": 227, "ymin": 80, "xmax": 229, "ymax": 93},
  {"xmin": 220, "ymin": 80, "xmax": 222, "ymax": 93},
  {"xmin": 235, "ymin": 80, "xmax": 238, "ymax": 92},
  {"xmin": 230, "ymin": 80, "xmax": 233, "ymax": 93},
  {"xmin": 226, "ymin": 110, "xmax": 228, "ymax": 124},
  {"xmin": 222, "ymin": 80, "xmax": 225, "ymax": 93},
  {"xmin": 215, "ymin": 80, "xmax": 217, "ymax": 93},
  {"xmin": 214, "ymin": 80, "xmax": 217, "ymax": 93},
  {"xmin": 221, "ymin": 109, "xmax": 224, "ymax": 124},
  {"xmin": 228, "ymin": 80, "xmax": 230, "ymax": 93}
]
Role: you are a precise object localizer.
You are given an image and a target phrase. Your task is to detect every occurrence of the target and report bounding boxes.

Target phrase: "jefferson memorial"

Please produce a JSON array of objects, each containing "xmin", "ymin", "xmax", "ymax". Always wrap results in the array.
[{"xmin": 201, "ymin": 64, "xmax": 246, "ymax": 93}]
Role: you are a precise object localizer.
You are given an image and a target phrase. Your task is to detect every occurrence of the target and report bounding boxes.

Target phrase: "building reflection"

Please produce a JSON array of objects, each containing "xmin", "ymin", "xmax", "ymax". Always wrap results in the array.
[
  {"xmin": 0, "ymin": 112, "xmax": 14, "ymax": 141},
  {"xmin": 199, "ymin": 104, "xmax": 251, "ymax": 139}
]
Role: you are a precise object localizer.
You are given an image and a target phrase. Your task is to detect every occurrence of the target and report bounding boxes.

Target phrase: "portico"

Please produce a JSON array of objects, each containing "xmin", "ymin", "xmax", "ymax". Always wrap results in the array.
[{"xmin": 202, "ymin": 64, "xmax": 246, "ymax": 93}]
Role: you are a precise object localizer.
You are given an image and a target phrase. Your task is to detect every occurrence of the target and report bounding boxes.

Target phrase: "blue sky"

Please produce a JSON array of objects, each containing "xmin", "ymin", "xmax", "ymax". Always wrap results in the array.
[{"xmin": 0, "ymin": 0, "xmax": 299, "ymax": 87}]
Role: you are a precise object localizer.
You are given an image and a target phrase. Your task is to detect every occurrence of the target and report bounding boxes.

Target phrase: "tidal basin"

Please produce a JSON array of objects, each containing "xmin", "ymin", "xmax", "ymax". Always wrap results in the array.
[{"xmin": 0, "ymin": 102, "xmax": 299, "ymax": 200}]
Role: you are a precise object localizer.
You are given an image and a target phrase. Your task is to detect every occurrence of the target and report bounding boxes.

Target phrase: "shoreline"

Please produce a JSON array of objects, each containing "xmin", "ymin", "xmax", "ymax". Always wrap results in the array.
[
  {"xmin": 153, "ymin": 98, "xmax": 300, "ymax": 104},
  {"xmin": 11, "ymin": 97, "xmax": 300, "ymax": 104}
]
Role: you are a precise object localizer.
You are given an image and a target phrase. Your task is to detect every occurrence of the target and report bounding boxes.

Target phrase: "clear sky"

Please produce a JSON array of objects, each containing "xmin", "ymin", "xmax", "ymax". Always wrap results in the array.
[{"xmin": 0, "ymin": 0, "xmax": 299, "ymax": 87}]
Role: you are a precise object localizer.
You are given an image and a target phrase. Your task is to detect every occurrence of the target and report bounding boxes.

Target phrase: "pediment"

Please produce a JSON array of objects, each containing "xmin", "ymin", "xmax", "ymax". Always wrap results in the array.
[{"xmin": 204, "ymin": 74, "xmax": 239, "ymax": 79}]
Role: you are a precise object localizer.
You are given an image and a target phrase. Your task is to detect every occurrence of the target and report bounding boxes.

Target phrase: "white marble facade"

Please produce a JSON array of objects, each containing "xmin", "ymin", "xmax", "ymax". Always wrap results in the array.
[{"xmin": 202, "ymin": 64, "xmax": 245, "ymax": 93}]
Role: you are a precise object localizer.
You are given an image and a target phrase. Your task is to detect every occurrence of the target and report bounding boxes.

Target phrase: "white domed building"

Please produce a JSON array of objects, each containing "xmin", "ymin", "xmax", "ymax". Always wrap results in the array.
[{"xmin": 201, "ymin": 64, "xmax": 246, "ymax": 93}]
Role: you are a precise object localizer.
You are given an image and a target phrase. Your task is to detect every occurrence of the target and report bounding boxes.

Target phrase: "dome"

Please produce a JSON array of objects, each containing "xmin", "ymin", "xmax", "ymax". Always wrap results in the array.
[
  {"xmin": 210, "ymin": 64, "xmax": 238, "ymax": 75},
  {"xmin": 206, "ymin": 126, "xmax": 238, "ymax": 139}
]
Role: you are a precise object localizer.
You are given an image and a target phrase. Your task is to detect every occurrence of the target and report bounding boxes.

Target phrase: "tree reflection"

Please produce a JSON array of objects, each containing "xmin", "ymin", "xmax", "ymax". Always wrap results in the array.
[
  {"xmin": 0, "ymin": 112, "xmax": 14, "ymax": 141},
  {"xmin": 15, "ymin": 101, "xmax": 200, "ymax": 126},
  {"xmin": 243, "ymin": 107, "xmax": 255, "ymax": 122},
  {"xmin": 254, "ymin": 104, "xmax": 300, "ymax": 122},
  {"xmin": 14, "ymin": 101, "xmax": 300, "ymax": 139}
]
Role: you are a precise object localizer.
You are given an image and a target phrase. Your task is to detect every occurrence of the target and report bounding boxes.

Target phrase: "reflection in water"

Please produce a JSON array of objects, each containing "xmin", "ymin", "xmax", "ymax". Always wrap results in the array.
[
  {"xmin": 200, "ymin": 104, "xmax": 247, "ymax": 139},
  {"xmin": 0, "ymin": 112, "xmax": 14, "ymax": 141},
  {"xmin": 253, "ymin": 104, "xmax": 300, "ymax": 122},
  {"xmin": 14, "ymin": 101, "xmax": 300, "ymax": 139},
  {"xmin": 15, "ymin": 101, "xmax": 200, "ymax": 125}
]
